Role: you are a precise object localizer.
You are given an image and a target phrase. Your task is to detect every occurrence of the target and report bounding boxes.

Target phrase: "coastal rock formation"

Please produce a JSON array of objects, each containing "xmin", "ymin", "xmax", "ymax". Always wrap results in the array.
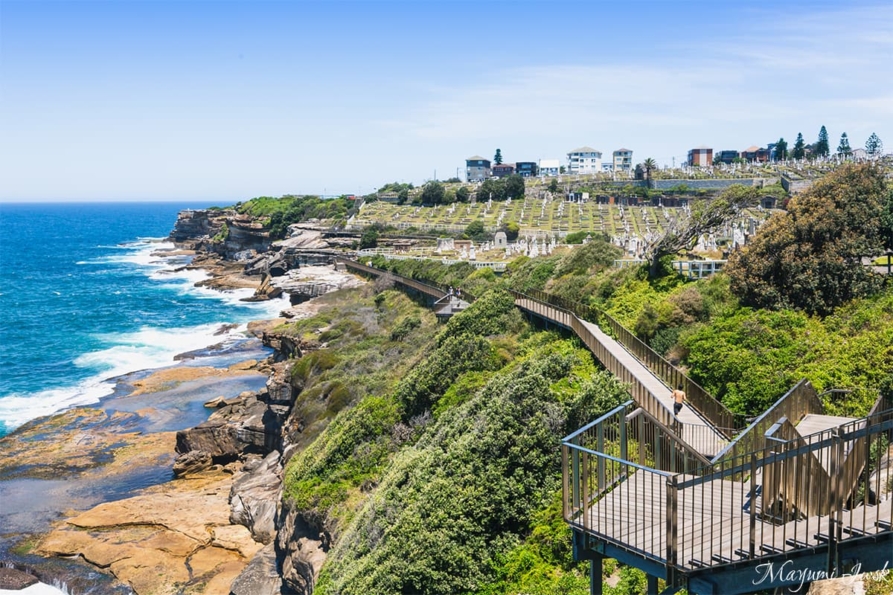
[
  {"xmin": 174, "ymin": 391, "xmax": 289, "ymax": 470},
  {"xmin": 229, "ymin": 543, "xmax": 289, "ymax": 595},
  {"xmin": 38, "ymin": 471, "xmax": 262, "ymax": 595},
  {"xmin": 172, "ymin": 450, "xmax": 214, "ymax": 476},
  {"xmin": 276, "ymin": 502, "xmax": 329, "ymax": 595},
  {"xmin": 229, "ymin": 451, "xmax": 282, "ymax": 545},
  {"xmin": 168, "ymin": 209, "xmax": 228, "ymax": 245}
]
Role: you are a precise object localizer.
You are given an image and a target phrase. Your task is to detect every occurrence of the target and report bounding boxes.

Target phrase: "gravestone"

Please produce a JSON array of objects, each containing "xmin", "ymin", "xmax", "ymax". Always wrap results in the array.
[{"xmin": 494, "ymin": 231, "xmax": 507, "ymax": 248}]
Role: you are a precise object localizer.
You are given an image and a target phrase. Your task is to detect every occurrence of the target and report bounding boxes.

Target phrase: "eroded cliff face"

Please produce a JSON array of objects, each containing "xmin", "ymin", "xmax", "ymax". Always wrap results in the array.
[
  {"xmin": 168, "ymin": 209, "xmax": 228, "ymax": 245},
  {"xmin": 169, "ymin": 209, "xmax": 274, "ymax": 259}
]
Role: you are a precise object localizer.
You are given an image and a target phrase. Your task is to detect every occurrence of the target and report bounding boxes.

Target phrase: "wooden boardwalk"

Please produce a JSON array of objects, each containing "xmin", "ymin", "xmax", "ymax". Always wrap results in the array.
[
  {"xmin": 515, "ymin": 297, "xmax": 727, "ymax": 458},
  {"xmin": 579, "ymin": 470, "xmax": 893, "ymax": 570}
]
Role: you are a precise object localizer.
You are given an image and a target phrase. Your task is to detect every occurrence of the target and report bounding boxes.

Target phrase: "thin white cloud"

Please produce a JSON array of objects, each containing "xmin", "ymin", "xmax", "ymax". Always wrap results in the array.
[{"xmin": 380, "ymin": 2, "xmax": 892, "ymax": 168}]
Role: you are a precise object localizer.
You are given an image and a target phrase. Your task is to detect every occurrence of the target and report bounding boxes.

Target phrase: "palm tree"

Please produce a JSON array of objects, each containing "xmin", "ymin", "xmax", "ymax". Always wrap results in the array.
[{"xmin": 642, "ymin": 158, "xmax": 657, "ymax": 186}]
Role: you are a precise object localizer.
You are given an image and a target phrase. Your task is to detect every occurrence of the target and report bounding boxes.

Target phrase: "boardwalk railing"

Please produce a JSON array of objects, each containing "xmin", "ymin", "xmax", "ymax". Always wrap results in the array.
[
  {"xmin": 563, "ymin": 403, "xmax": 675, "ymax": 565},
  {"xmin": 671, "ymin": 407, "xmax": 893, "ymax": 571},
  {"xmin": 511, "ymin": 288, "xmax": 741, "ymax": 437},
  {"xmin": 339, "ymin": 258, "xmax": 478, "ymax": 303},
  {"xmin": 512, "ymin": 292, "xmax": 677, "ymax": 432},
  {"xmin": 565, "ymin": 403, "xmax": 893, "ymax": 575},
  {"xmin": 712, "ymin": 379, "xmax": 823, "ymax": 464}
]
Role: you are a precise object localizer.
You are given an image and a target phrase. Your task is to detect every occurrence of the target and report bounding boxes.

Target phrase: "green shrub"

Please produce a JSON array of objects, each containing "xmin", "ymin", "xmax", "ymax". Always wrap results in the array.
[{"xmin": 390, "ymin": 315, "xmax": 421, "ymax": 341}]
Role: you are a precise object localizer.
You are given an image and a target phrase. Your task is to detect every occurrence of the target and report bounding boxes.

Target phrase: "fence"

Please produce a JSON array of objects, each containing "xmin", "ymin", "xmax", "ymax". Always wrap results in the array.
[
  {"xmin": 671, "ymin": 407, "xmax": 893, "ymax": 570},
  {"xmin": 513, "ymin": 288, "xmax": 740, "ymax": 437},
  {"xmin": 356, "ymin": 249, "xmax": 507, "ymax": 271},
  {"xmin": 511, "ymin": 292, "xmax": 676, "ymax": 432},
  {"xmin": 562, "ymin": 403, "xmax": 675, "ymax": 565},
  {"xmin": 338, "ymin": 258, "xmax": 477, "ymax": 303},
  {"xmin": 564, "ymin": 403, "xmax": 893, "ymax": 573},
  {"xmin": 712, "ymin": 379, "xmax": 823, "ymax": 464}
]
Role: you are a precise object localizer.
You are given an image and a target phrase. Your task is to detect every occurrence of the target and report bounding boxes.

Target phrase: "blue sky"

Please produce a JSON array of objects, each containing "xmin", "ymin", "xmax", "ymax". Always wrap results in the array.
[{"xmin": 1, "ymin": 0, "xmax": 891, "ymax": 201}]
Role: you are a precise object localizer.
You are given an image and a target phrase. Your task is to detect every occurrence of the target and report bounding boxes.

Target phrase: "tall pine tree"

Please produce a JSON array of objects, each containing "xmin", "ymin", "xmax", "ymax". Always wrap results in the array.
[
  {"xmin": 792, "ymin": 133, "xmax": 806, "ymax": 159},
  {"xmin": 494, "ymin": 149, "xmax": 503, "ymax": 165},
  {"xmin": 775, "ymin": 138, "xmax": 788, "ymax": 161},
  {"xmin": 815, "ymin": 125, "xmax": 830, "ymax": 157},
  {"xmin": 865, "ymin": 133, "xmax": 883, "ymax": 157},
  {"xmin": 837, "ymin": 133, "xmax": 852, "ymax": 157}
]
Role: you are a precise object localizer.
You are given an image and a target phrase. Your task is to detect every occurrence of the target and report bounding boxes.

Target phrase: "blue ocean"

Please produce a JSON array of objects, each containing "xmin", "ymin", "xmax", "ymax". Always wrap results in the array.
[{"xmin": 0, "ymin": 202, "xmax": 284, "ymax": 437}]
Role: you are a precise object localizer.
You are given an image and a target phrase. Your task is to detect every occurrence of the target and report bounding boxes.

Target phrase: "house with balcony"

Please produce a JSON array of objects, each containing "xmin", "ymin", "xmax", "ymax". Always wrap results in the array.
[
  {"xmin": 538, "ymin": 159, "xmax": 561, "ymax": 177},
  {"xmin": 687, "ymin": 146, "xmax": 713, "ymax": 167},
  {"xmin": 716, "ymin": 150, "xmax": 740, "ymax": 164},
  {"xmin": 492, "ymin": 163, "xmax": 515, "ymax": 178},
  {"xmin": 515, "ymin": 161, "xmax": 538, "ymax": 177},
  {"xmin": 741, "ymin": 145, "xmax": 770, "ymax": 163},
  {"xmin": 613, "ymin": 148, "xmax": 633, "ymax": 173},
  {"xmin": 567, "ymin": 147, "xmax": 603, "ymax": 175},
  {"xmin": 465, "ymin": 156, "xmax": 491, "ymax": 182}
]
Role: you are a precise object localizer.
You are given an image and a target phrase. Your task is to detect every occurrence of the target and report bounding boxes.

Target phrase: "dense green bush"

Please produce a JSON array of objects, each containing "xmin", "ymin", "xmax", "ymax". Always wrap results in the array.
[
  {"xmin": 727, "ymin": 164, "xmax": 888, "ymax": 315},
  {"xmin": 242, "ymin": 195, "xmax": 351, "ymax": 238},
  {"xmin": 315, "ymin": 338, "xmax": 627, "ymax": 595},
  {"xmin": 681, "ymin": 290, "xmax": 893, "ymax": 416}
]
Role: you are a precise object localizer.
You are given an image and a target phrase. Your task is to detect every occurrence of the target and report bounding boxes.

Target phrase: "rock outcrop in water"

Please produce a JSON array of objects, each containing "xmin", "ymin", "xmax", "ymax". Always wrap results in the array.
[{"xmin": 174, "ymin": 390, "xmax": 290, "ymax": 473}]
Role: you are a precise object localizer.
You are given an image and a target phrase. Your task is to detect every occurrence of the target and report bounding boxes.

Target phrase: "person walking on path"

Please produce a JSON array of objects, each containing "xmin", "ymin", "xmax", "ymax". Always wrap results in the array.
[{"xmin": 673, "ymin": 384, "xmax": 686, "ymax": 416}]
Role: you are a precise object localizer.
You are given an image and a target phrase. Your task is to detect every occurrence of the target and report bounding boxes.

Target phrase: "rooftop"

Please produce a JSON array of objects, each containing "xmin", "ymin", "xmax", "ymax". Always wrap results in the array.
[
  {"xmin": 568, "ymin": 146, "xmax": 601, "ymax": 154},
  {"xmin": 466, "ymin": 155, "xmax": 489, "ymax": 162}
]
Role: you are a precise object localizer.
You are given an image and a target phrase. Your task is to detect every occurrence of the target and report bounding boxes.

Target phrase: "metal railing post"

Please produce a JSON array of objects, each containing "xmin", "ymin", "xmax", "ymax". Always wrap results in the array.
[
  {"xmin": 749, "ymin": 452, "xmax": 757, "ymax": 559},
  {"xmin": 666, "ymin": 475, "xmax": 678, "ymax": 588}
]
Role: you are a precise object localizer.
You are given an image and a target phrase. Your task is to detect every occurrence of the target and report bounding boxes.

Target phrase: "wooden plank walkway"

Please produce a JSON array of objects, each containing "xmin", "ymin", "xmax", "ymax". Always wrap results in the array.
[
  {"xmin": 515, "ymin": 296, "xmax": 726, "ymax": 458},
  {"xmin": 581, "ymin": 471, "xmax": 893, "ymax": 570}
]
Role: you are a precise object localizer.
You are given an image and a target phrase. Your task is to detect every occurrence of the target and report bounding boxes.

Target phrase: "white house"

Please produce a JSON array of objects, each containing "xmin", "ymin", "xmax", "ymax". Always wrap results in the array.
[
  {"xmin": 566, "ymin": 146, "xmax": 602, "ymax": 175},
  {"xmin": 539, "ymin": 159, "xmax": 561, "ymax": 177},
  {"xmin": 613, "ymin": 148, "xmax": 633, "ymax": 173}
]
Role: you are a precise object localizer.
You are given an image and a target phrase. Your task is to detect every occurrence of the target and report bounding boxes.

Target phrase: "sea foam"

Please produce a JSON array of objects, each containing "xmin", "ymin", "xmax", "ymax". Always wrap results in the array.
[{"xmin": 0, "ymin": 235, "xmax": 286, "ymax": 434}]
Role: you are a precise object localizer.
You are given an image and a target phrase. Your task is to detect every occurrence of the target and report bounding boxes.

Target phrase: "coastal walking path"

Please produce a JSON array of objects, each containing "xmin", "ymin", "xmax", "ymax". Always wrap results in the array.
[{"xmin": 513, "ymin": 296, "xmax": 727, "ymax": 458}]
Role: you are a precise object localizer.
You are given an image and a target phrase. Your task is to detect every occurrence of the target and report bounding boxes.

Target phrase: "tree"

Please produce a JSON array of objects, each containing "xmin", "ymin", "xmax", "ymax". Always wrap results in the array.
[
  {"xmin": 503, "ymin": 221, "xmax": 520, "ymax": 241},
  {"xmin": 477, "ymin": 178, "xmax": 505, "ymax": 202},
  {"xmin": 494, "ymin": 149, "xmax": 503, "ymax": 165},
  {"xmin": 837, "ymin": 132, "xmax": 852, "ymax": 157},
  {"xmin": 464, "ymin": 220, "xmax": 487, "ymax": 241},
  {"xmin": 642, "ymin": 158, "xmax": 657, "ymax": 185},
  {"xmin": 420, "ymin": 181, "xmax": 445, "ymax": 205},
  {"xmin": 397, "ymin": 188, "xmax": 409, "ymax": 205},
  {"xmin": 455, "ymin": 186, "xmax": 470, "ymax": 203},
  {"xmin": 881, "ymin": 186, "xmax": 893, "ymax": 253},
  {"xmin": 559, "ymin": 165, "xmax": 566, "ymax": 174},
  {"xmin": 775, "ymin": 138, "xmax": 788, "ymax": 161},
  {"xmin": 359, "ymin": 227, "xmax": 379, "ymax": 250},
  {"xmin": 503, "ymin": 174, "xmax": 525, "ymax": 199},
  {"xmin": 726, "ymin": 164, "xmax": 888, "ymax": 315},
  {"xmin": 792, "ymin": 133, "xmax": 806, "ymax": 159},
  {"xmin": 548, "ymin": 178, "xmax": 559, "ymax": 193},
  {"xmin": 644, "ymin": 185, "xmax": 758, "ymax": 278},
  {"xmin": 815, "ymin": 125, "xmax": 830, "ymax": 157},
  {"xmin": 865, "ymin": 133, "xmax": 884, "ymax": 157}
]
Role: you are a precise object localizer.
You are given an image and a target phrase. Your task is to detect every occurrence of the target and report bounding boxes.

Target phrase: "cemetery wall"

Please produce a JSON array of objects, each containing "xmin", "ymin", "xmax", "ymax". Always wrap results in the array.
[
  {"xmin": 781, "ymin": 175, "xmax": 816, "ymax": 194},
  {"xmin": 649, "ymin": 178, "xmax": 763, "ymax": 190}
]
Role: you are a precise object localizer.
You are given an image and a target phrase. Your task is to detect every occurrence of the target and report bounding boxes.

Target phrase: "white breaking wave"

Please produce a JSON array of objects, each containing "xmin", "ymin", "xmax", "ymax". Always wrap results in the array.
[
  {"xmin": 0, "ymin": 237, "xmax": 287, "ymax": 433},
  {"xmin": 0, "ymin": 321, "xmax": 250, "ymax": 431}
]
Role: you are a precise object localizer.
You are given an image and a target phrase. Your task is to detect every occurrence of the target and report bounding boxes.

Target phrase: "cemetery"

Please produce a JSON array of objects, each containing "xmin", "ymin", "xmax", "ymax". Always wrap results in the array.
[{"xmin": 349, "ymin": 190, "xmax": 768, "ymax": 269}]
